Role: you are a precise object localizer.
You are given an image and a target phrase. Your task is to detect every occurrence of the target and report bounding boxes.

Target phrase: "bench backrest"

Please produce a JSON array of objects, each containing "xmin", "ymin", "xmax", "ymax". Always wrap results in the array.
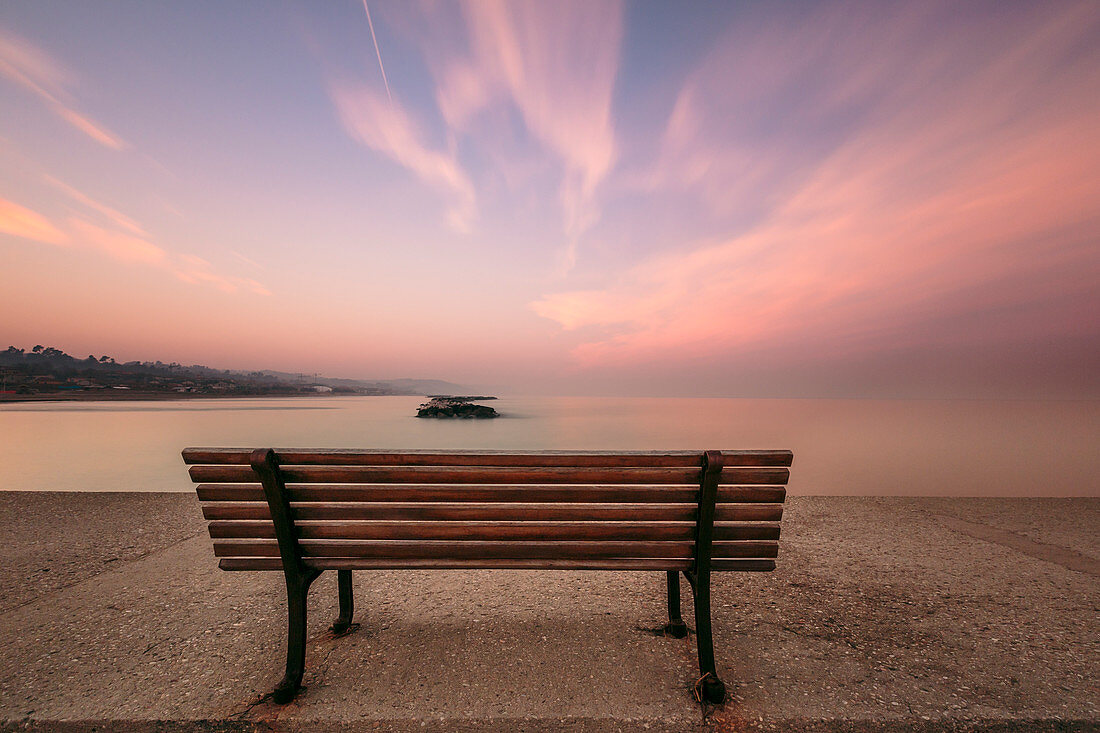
[{"xmin": 183, "ymin": 448, "xmax": 791, "ymax": 572}]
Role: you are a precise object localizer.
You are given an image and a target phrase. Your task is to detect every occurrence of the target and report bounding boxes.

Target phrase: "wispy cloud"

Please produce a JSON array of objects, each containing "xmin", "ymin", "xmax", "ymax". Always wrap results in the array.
[
  {"xmin": 330, "ymin": 83, "xmax": 476, "ymax": 232},
  {"xmin": 68, "ymin": 218, "xmax": 167, "ymax": 265},
  {"xmin": 333, "ymin": 1, "xmax": 623, "ymax": 263},
  {"xmin": 0, "ymin": 31, "xmax": 126, "ymax": 150},
  {"xmin": 174, "ymin": 254, "xmax": 271, "ymax": 296},
  {"xmin": 229, "ymin": 249, "xmax": 265, "ymax": 271},
  {"xmin": 0, "ymin": 197, "xmax": 67, "ymax": 244},
  {"xmin": 1, "ymin": 196, "xmax": 270, "ymax": 296},
  {"xmin": 438, "ymin": 0, "xmax": 623, "ymax": 266},
  {"xmin": 44, "ymin": 176, "xmax": 147, "ymax": 236},
  {"xmin": 533, "ymin": 2, "xmax": 1100, "ymax": 368}
]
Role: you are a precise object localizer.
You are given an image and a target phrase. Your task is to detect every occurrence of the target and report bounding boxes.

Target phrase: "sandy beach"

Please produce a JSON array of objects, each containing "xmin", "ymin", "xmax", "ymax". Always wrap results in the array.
[{"xmin": 0, "ymin": 492, "xmax": 1095, "ymax": 731}]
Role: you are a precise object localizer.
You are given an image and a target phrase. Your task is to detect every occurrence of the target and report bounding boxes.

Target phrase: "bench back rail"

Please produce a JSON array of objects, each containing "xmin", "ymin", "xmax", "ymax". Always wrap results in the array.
[{"xmin": 184, "ymin": 448, "xmax": 790, "ymax": 572}]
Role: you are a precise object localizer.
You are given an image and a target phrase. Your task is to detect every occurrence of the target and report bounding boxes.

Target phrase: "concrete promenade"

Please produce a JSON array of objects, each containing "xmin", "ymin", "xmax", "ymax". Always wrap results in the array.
[{"xmin": 0, "ymin": 493, "xmax": 1096, "ymax": 732}]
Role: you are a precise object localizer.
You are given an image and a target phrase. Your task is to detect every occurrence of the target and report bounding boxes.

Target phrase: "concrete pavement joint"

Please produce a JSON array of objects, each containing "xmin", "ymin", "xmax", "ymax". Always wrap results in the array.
[
  {"xmin": 2, "ymin": 528, "xmax": 208, "ymax": 615},
  {"xmin": 930, "ymin": 513, "xmax": 1100, "ymax": 576}
]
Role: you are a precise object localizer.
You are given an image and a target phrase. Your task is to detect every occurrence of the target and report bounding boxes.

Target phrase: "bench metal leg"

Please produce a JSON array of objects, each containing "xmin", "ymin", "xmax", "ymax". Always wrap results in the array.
[
  {"xmin": 331, "ymin": 569, "xmax": 356, "ymax": 634},
  {"xmin": 663, "ymin": 571, "xmax": 688, "ymax": 637},
  {"xmin": 252, "ymin": 448, "xmax": 327, "ymax": 704},
  {"xmin": 687, "ymin": 450, "xmax": 726, "ymax": 705},
  {"xmin": 690, "ymin": 574, "xmax": 726, "ymax": 704},
  {"xmin": 273, "ymin": 569, "xmax": 321, "ymax": 704}
]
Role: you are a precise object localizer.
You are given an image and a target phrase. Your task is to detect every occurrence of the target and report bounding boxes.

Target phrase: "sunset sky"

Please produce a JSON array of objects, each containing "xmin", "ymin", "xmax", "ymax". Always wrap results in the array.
[{"xmin": 1, "ymin": 1, "xmax": 1097, "ymax": 397}]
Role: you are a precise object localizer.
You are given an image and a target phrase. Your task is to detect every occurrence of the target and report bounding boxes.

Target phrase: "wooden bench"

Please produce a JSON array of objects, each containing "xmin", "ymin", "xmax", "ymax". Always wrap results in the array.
[{"xmin": 183, "ymin": 448, "xmax": 792, "ymax": 704}]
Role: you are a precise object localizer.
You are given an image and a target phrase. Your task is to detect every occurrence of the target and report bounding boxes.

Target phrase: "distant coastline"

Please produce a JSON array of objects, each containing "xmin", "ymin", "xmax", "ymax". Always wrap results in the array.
[
  {"xmin": 0, "ymin": 391, "xmax": 410, "ymax": 404},
  {"xmin": 1, "ymin": 344, "xmax": 464, "ymax": 404}
]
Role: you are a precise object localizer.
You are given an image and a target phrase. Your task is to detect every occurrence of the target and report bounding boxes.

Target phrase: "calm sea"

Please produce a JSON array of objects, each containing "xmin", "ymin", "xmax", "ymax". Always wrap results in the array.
[{"xmin": 0, "ymin": 396, "xmax": 1096, "ymax": 495}]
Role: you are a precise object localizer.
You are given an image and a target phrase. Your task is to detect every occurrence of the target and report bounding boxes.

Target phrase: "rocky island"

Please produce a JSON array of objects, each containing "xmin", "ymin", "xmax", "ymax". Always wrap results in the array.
[{"xmin": 416, "ymin": 396, "xmax": 499, "ymax": 419}]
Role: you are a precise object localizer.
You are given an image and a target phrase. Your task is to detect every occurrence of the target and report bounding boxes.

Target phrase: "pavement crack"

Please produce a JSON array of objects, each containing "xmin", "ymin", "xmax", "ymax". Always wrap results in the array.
[
  {"xmin": 230, "ymin": 691, "xmax": 276, "ymax": 720},
  {"xmin": 304, "ymin": 624, "xmax": 364, "ymax": 688}
]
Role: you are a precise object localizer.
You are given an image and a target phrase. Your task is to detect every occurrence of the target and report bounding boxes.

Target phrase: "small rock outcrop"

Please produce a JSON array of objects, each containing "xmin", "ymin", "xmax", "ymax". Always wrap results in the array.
[{"xmin": 416, "ymin": 396, "xmax": 499, "ymax": 419}]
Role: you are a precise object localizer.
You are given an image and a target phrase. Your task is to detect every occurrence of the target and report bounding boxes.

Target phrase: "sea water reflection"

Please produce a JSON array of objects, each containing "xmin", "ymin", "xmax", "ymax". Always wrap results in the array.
[{"xmin": 0, "ymin": 395, "xmax": 1096, "ymax": 495}]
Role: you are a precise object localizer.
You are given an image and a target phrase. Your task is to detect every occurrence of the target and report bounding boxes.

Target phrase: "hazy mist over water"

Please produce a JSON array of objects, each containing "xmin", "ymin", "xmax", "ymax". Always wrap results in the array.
[{"xmin": 1, "ymin": 396, "xmax": 1096, "ymax": 495}]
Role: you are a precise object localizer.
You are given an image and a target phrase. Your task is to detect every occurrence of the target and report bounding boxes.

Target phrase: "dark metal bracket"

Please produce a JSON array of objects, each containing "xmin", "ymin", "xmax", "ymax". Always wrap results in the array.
[
  {"xmin": 663, "ymin": 570, "xmax": 689, "ymax": 637},
  {"xmin": 251, "ymin": 448, "xmax": 355, "ymax": 703},
  {"xmin": 690, "ymin": 450, "xmax": 726, "ymax": 704},
  {"xmin": 659, "ymin": 451, "xmax": 726, "ymax": 703}
]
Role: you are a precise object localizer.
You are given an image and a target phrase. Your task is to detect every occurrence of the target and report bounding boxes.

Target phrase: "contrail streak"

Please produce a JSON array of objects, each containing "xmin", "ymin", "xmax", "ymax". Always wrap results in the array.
[{"xmin": 361, "ymin": 0, "xmax": 392, "ymax": 102}]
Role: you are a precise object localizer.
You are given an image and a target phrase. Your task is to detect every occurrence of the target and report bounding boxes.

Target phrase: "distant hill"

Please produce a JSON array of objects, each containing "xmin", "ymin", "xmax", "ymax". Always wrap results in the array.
[
  {"xmin": 378, "ymin": 378, "xmax": 471, "ymax": 395},
  {"xmin": 254, "ymin": 370, "xmax": 466, "ymax": 396},
  {"xmin": 0, "ymin": 345, "xmax": 468, "ymax": 399}
]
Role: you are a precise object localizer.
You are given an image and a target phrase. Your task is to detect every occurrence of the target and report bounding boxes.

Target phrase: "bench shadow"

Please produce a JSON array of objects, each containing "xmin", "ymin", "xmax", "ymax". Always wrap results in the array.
[{"xmin": 234, "ymin": 611, "xmax": 717, "ymax": 718}]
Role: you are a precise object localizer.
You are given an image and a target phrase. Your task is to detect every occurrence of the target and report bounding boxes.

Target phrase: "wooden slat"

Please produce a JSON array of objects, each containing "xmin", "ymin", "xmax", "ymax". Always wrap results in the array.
[
  {"xmin": 213, "ymin": 540, "xmax": 281, "ymax": 557},
  {"xmin": 201, "ymin": 501, "xmax": 782, "ymax": 522},
  {"xmin": 208, "ymin": 520, "xmax": 275, "ymax": 538},
  {"xmin": 202, "ymin": 502, "xmax": 272, "ymax": 520},
  {"xmin": 207, "ymin": 520, "xmax": 781, "ymax": 542},
  {"xmin": 320, "ymin": 522, "xmax": 697, "ymax": 542},
  {"xmin": 720, "ymin": 468, "xmax": 788, "ymax": 485},
  {"xmin": 712, "ymin": 558, "xmax": 775, "ymax": 571},
  {"xmin": 220, "ymin": 557, "xmax": 690, "ymax": 570},
  {"xmin": 724, "ymin": 486, "xmax": 786, "ymax": 503},
  {"xmin": 713, "ymin": 541, "xmax": 778, "ymax": 558},
  {"xmin": 196, "ymin": 484, "xmax": 264, "ymax": 501},
  {"xmin": 332, "ymin": 539, "xmax": 777, "ymax": 559},
  {"xmin": 216, "ymin": 557, "xmax": 776, "ymax": 571},
  {"xmin": 213, "ymin": 539, "xmax": 777, "ymax": 560},
  {"xmin": 716, "ymin": 522, "xmax": 781, "ymax": 540},
  {"xmin": 201, "ymin": 502, "xmax": 697, "ymax": 522},
  {"xmin": 189, "ymin": 465, "xmax": 789, "ymax": 485},
  {"xmin": 196, "ymin": 483, "xmax": 786, "ymax": 504},
  {"xmin": 184, "ymin": 448, "xmax": 794, "ymax": 468},
  {"xmin": 190, "ymin": 465, "xmax": 702, "ymax": 484},
  {"xmin": 717, "ymin": 504, "xmax": 783, "ymax": 522},
  {"xmin": 214, "ymin": 539, "xmax": 700, "ymax": 559},
  {"xmin": 210, "ymin": 520, "xmax": 696, "ymax": 541}
]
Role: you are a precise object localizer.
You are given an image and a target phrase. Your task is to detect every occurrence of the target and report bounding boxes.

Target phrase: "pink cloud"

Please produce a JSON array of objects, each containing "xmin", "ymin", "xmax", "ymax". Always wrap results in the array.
[
  {"xmin": 383, "ymin": 0, "xmax": 623, "ymax": 265},
  {"xmin": 173, "ymin": 254, "xmax": 271, "ymax": 296},
  {"xmin": 330, "ymin": 83, "xmax": 476, "ymax": 232},
  {"xmin": 454, "ymin": 0, "xmax": 621, "ymax": 245},
  {"xmin": 1, "ymin": 192, "xmax": 270, "ymax": 296},
  {"xmin": 68, "ymin": 223, "xmax": 272, "ymax": 295},
  {"xmin": 68, "ymin": 218, "xmax": 167, "ymax": 265},
  {"xmin": 0, "ymin": 31, "xmax": 126, "ymax": 150},
  {"xmin": 44, "ymin": 176, "xmax": 147, "ymax": 236},
  {"xmin": 534, "ymin": 2, "xmax": 1100, "ymax": 369},
  {"xmin": 0, "ymin": 197, "xmax": 67, "ymax": 244},
  {"xmin": 50, "ymin": 106, "xmax": 126, "ymax": 151}
]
